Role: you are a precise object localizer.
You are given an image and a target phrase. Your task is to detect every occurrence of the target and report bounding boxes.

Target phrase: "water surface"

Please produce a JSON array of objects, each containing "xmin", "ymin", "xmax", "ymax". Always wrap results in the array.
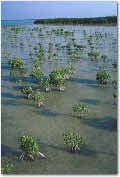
[{"xmin": 1, "ymin": 23, "xmax": 117, "ymax": 174}]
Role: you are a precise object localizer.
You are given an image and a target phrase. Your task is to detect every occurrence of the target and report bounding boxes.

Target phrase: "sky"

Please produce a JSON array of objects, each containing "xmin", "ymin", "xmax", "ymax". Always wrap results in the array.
[{"xmin": 1, "ymin": 1, "xmax": 117, "ymax": 20}]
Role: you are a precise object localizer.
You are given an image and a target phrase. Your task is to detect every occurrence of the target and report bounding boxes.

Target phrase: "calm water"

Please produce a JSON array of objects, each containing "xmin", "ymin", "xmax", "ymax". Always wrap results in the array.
[
  {"xmin": 1, "ymin": 19, "xmax": 34, "ymax": 26},
  {"xmin": 1, "ymin": 23, "xmax": 117, "ymax": 174}
]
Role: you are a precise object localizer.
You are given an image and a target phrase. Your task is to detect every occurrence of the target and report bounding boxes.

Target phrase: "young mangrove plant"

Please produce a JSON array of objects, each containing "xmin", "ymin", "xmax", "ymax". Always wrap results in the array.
[
  {"xmin": 33, "ymin": 46, "xmax": 38, "ymax": 51},
  {"xmin": 112, "ymin": 80, "xmax": 117, "ymax": 89},
  {"xmin": 75, "ymin": 44, "xmax": 86, "ymax": 50},
  {"xmin": 55, "ymin": 78, "xmax": 65, "ymax": 91},
  {"xmin": 1, "ymin": 160, "xmax": 14, "ymax": 174},
  {"xmin": 49, "ymin": 42, "xmax": 53, "ymax": 48},
  {"xmin": 53, "ymin": 52, "xmax": 59, "ymax": 57},
  {"xmin": 19, "ymin": 136, "xmax": 45, "ymax": 160},
  {"xmin": 82, "ymin": 29, "xmax": 87, "ymax": 36},
  {"xmin": 88, "ymin": 50, "xmax": 100, "ymax": 60},
  {"xmin": 63, "ymin": 131, "xmax": 85, "ymax": 152},
  {"xmin": 48, "ymin": 53, "xmax": 53, "ymax": 60},
  {"xmin": 66, "ymin": 42, "xmax": 72, "ymax": 50},
  {"xmin": 19, "ymin": 69, "xmax": 27, "ymax": 78},
  {"xmin": 32, "ymin": 89, "xmax": 44, "ymax": 107},
  {"xmin": 101, "ymin": 55, "xmax": 108, "ymax": 62},
  {"xmin": 29, "ymin": 51, "xmax": 33, "ymax": 57},
  {"xmin": 32, "ymin": 60, "xmax": 41, "ymax": 70},
  {"xmin": 20, "ymin": 41, "xmax": 24, "ymax": 47},
  {"xmin": 30, "ymin": 68, "xmax": 43, "ymax": 82},
  {"xmin": 66, "ymin": 49, "xmax": 73, "ymax": 56},
  {"xmin": 21, "ymin": 87, "xmax": 33, "ymax": 99},
  {"xmin": 8, "ymin": 57, "xmax": 26, "ymax": 69},
  {"xmin": 71, "ymin": 37, "xmax": 76, "ymax": 42},
  {"xmin": 37, "ymin": 53, "xmax": 45, "ymax": 61},
  {"xmin": 10, "ymin": 68, "xmax": 27, "ymax": 81},
  {"xmin": 96, "ymin": 69, "xmax": 110, "ymax": 85},
  {"xmin": 16, "ymin": 79, "xmax": 23, "ymax": 86},
  {"xmin": 62, "ymin": 64, "xmax": 75, "ymax": 80},
  {"xmin": 55, "ymin": 42, "xmax": 61, "ymax": 49},
  {"xmin": 49, "ymin": 69, "xmax": 65, "ymax": 91},
  {"xmin": 10, "ymin": 69, "xmax": 16, "ymax": 80},
  {"xmin": 73, "ymin": 104, "xmax": 88, "ymax": 118},
  {"xmin": 71, "ymin": 49, "xmax": 79, "ymax": 58},
  {"xmin": 39, "ymin": 78, "xmax": 52, "ymax": 92}
]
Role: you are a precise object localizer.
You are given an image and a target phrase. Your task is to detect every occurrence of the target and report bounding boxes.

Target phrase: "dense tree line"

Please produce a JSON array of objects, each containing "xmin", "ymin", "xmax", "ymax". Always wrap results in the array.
[{"xmin": 34, "ymin": 16, "xmax": 117, "ymax": 25}]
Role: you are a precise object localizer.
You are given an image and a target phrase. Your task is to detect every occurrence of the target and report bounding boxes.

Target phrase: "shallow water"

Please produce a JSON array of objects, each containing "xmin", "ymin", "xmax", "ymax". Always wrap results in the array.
[
  {"xmin": 1, "ymin": 24, "xmax": 117, "ymax": 174},
  {"xmin": 1, "ymin": 19, "xmax": 34, "ymax": 26}
]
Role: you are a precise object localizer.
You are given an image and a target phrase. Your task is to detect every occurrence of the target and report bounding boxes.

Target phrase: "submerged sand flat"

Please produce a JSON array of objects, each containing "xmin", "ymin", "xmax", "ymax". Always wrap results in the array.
[{"xmin": 1, "ymin": 24, "xmax": 117, "ymax": 174}]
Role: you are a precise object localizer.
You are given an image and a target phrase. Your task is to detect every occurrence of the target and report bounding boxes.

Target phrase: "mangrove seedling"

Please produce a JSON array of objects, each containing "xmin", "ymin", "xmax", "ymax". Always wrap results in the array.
[
  {"xmin": 32, "ymin": 60, "xmax": 41, "ymax": 70},
  {"xmin": 33, "ymin": 46, "xmax": 38, "ymax": 51},
  {"xmin": 20, "ymin": 41, "xmax": 24, "ymax": 47},
  {"xmin": 29, "ymin": 51, "xmax": 33, "ymax": 57},
  {"xmin": 53, "ymin": 52, "xmax": 59, "ymax": 57},
  {"xmin": 82, "ymin": 29, "xmax": 87, "ymax": 36},
  {"xmin": 73, "ymin": 104, "xmax": 88, "ymax": 118},
  {"xmin": 72, "ymin": 49, "xmax": 79, "ymax": 58},
  {"xmin": 71, "ymin": 37, "xmax": 76, "ymax": 42},
  {"xmin": 49, "ymin": 42, "xmax": 53, "ymax": 47},
  {"xmin": 62, "ymin": 64, "xmax": 75, "ymax": 80},
  {"xmin": 48, "ymin": 53, "xmax": 53, "ymax": 60},
  {"xmin": 19, "ymin": 69, "xmax": 27, "ymax": 78},
  {"xmin": 66, "ymin": 42, "xmax": 72, "ymax": 50},
  {"xmin": 19, "ymin": 136, "xmax": 45, "ymax": 160},
  {"xmin": 32, "ymin": 90, "xmax": 44, "ymax": 107},
  {"xmin": 1, "ymin": 160, "xmax": 14, "ymax": 174},
  {"xmin": 56, "ymin": 78, "xmax": 65, "ymax": 91},
  {"xmin": 39, "ymin": 78, "xmax": 52, "ymax": 92},
  {"xmin": 8, "ymin": 57, "xmax": 26, "ymax": 69},
  {"xmin": 16, "ymin": 79, "xmax": 22, "ymax": 84},
  {"xmin": 10, "ymin": 69, "xmax": 16, "ymax": 80},
  {"xmin": 21, "ymin": 87, "xmax": 33, "ymax": 99},
  {"xmin": 49, "ymin": 69, "xmax": 65, "ymax": 91},
  {"xmin": 96, "ymin": 69, "xmax": 110, "ymax": 85},
  {"xmin": 63, "ymin": 131, "xmax": 85, "ymax": 152},
  {"xmin": 92, "ymin": 51, "xmax": 99, "ymax": 60},
  {"xmin": 16, "ymin": 80, "xmax": 23, "ymax": 88},
  {"xmin": 101, "ymin": 55, "xmax": 108, "ymax": 62},
  {"xmin": 55, "ymin": 43, "xmax": 61, "ymax": 48},
  {"xmin": 30, "ymin": 69, "xmax": 43, "ymax": 82},
  {"xmin": 75, "ymin": 44, "xmax": 86, "ymax": 50},
  {"xmin": 88, "ymin": 50, "xmax": 100, "ymax": 60},
  {"xmin": 112, "ymin": 80, "xmax": 117, "ymax": 89}
]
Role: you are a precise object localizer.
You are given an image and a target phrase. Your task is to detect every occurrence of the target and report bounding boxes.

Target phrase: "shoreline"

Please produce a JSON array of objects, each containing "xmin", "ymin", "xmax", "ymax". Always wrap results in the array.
[{"xmin": 34, "ymin": 16, "xmax": 117, "ymax": 25}]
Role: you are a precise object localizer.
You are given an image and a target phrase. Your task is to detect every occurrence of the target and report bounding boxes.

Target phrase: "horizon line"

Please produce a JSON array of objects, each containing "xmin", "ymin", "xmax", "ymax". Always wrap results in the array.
[{"xmin": 1, "ymin": 15, "xmax": 117, "ymax": 21}]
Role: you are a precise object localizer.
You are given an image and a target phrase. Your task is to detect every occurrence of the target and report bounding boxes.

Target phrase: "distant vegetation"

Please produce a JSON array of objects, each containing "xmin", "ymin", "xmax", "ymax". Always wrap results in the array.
[{"xmin": 34, "ymin": 16, "xmax": 117, "ymax": 25}]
